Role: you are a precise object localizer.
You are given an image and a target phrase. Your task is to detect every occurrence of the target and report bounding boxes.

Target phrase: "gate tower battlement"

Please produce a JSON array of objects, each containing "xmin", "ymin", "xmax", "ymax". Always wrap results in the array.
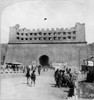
[
  {"xmin": 9, "ymin": 22, "xmax": 86, "ymax": 44},
  {"xmin": 5, "ymin": 22, "xmax": 87, "ymax": 67}
]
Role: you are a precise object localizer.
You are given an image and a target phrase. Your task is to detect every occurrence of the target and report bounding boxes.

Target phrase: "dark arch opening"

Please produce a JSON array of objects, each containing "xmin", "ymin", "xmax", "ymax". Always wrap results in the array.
[{"xmin": 39, "ymin": 55, "xmax": 49, "ymax": 66}]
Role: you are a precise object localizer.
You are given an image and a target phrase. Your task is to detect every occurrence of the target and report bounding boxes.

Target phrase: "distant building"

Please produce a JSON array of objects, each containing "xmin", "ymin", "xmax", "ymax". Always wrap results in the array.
[{"xmin": 5, "ymin": 23, "xmax": 87, "ymax": 67}]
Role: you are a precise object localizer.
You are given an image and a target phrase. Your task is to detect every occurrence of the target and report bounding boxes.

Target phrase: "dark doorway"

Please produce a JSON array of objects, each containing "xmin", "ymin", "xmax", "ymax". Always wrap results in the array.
[{"xmin": 39, "ymin": 55, "xmax": 49, "ymax": 66}]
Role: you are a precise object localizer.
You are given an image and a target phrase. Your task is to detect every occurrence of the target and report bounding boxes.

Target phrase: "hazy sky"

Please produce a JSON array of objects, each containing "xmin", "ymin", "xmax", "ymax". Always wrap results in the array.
[{"xmin": 1, "ymin": 0, "xmax": 94, "ymax": 43}]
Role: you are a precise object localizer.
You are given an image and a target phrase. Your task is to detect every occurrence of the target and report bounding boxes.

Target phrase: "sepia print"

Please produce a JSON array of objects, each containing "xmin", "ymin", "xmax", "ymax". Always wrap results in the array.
[{"xmin": 0, "ymin": 0, "xmax": 94, "ymax": 100}]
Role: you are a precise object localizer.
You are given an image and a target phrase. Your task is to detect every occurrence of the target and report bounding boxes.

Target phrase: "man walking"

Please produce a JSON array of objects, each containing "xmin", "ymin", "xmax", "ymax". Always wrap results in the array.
[{"xmin": 30, "ymin": 70, "xmax": 36, "ymax": 86}]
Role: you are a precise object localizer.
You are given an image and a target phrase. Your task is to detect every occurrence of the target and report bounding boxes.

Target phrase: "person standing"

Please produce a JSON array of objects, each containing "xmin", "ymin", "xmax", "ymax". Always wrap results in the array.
[
  {"xmin": 26, "ymin": 66, "xmax": 30, "ymax": 84},
  {"xmin": 54, "ymin": 69, "xmax": 60, "ymax": 87},
  {"xmin": 67, "ymin": 80, "xmax": 75, "ymax": 99},
  {"xmin": 38, "ymin": 65, "xmax": 41, "ymax": 75}
]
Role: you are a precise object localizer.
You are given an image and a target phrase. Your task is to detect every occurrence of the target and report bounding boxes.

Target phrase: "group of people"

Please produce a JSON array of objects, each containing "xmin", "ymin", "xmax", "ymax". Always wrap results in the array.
[
  {"xmin": 54, "ymin": 68, "xmax": 77, "ymax": 97},
  {"xmin": 1, "ymin": 64, "xmax": 25, "ymax": 72},
  {"xmin": 26, "ymin": 66, "xmax": 36, "ymax": 86},
  {"xmin": 54, "ymin": 68, "xmax": 73, "ymax": 87}
]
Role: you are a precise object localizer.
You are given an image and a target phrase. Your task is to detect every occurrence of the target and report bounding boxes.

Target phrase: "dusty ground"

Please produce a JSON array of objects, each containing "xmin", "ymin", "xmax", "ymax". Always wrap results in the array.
[
  {"xmin": 0, "ymin": 69, "xmax": 69, "ymax": 100},
  {"xmin": 78, "ymin": 82, "xmax": 94, "ymax": 99}
]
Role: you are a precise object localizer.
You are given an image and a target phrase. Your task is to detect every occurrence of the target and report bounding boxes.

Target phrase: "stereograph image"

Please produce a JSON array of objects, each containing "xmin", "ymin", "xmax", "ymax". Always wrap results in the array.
[{"xmin": 0, "ymin": 0, "xmax": 94, "ymax": 100}]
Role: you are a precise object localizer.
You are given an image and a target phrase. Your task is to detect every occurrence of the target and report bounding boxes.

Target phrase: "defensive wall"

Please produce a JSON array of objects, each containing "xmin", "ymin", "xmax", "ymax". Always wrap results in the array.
[
  {"xmin": 79, "ymin": 42, "xmax": 94, "ymax": 66},
  {"xmin": 9, "ymin": 23, "xmax": 86, "ymax": 44},
  {"xmin": 5, "ymin": 23, "xmax": 87, "ymax": 68}
]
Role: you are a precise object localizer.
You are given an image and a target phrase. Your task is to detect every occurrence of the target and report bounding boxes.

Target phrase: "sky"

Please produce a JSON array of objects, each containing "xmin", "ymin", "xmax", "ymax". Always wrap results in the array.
[{"xmin": 1, "ymin": 0, "xmax": 94, "ymax": 43}]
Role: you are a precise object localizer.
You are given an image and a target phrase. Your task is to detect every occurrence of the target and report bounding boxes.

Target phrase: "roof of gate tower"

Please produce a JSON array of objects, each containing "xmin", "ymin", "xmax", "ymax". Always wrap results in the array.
[{"xmin": 9, "ymin": 22, "xmax": 87, "ymax": 44}]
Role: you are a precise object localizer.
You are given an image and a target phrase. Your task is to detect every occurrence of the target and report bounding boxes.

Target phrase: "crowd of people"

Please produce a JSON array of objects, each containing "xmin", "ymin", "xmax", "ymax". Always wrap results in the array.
[
  {"xmin": 0, "ymin": 64, "xmax": 25, "ymax": 73},
  {"xmin": 54, "ymin": 68, "xmax": 78, "ymax": 98},
  {"xmin": 54, "ymin": 68, "xmax": 73, "ymax": 87}
]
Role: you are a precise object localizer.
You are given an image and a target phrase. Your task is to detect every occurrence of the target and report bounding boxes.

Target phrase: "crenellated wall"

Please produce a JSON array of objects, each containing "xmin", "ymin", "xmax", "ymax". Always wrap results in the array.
[
  {"xmin": 9, "ymin": 23, "xmax": 87, "ymax": 44},
  {"xmin": 5, "ymin": 22, "xmax": 87, "ymax": 68}
]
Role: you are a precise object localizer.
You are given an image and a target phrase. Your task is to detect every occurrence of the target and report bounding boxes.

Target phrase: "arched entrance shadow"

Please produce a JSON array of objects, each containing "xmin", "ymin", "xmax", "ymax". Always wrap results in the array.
[{"xmin": 39, "ymin": 55, "xmax": 49, "ymax": 66}]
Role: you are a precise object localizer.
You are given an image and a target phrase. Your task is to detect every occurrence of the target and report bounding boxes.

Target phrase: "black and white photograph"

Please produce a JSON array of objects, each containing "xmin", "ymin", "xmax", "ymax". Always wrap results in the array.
[{"xmin": 0, "ymin": 0, "xmax": 94, "ymax": 100}]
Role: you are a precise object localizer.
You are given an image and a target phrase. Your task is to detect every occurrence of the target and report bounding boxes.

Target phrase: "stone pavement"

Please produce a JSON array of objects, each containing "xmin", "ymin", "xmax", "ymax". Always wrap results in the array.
[{"xmin": 0, "ymin": 69, "xmax": 69, "ymax": 100}]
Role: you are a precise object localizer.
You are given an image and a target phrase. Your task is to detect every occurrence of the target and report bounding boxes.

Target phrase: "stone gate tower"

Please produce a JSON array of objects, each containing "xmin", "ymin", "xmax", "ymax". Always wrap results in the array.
[{"xmin": 5, "ymin": 22, "xmax": 87, "ymax": 67}]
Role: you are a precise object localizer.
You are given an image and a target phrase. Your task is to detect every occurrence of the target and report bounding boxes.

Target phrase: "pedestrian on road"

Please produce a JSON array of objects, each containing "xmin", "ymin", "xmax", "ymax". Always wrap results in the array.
[
  {"xmin": 67, "ymin": 80, "xmax": 75, "ymax": 99},
  {"xmin": 54, "ymin": 69, "xmax": 60, "ymax": 87},
  {"xmin": 26, "ymin": 66, "xmax": 30, "ymax": 84},
  {"xmin": 31, "ymin": 70, "xmax": 36, "ymax": 86},
  {"xmin": 38, "ymin": 65, "xmax": 41, "ymax": 75}
]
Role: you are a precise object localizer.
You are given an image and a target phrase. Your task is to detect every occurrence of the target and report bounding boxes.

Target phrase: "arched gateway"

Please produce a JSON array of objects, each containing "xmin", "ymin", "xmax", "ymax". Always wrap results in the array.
[
  {"xmin": 39, "ymin": 55, "xmax": 49, "ymax": 66},
  {"xmin": 5, "ymin": 23, "xmax": 87, "ymax": 67}
]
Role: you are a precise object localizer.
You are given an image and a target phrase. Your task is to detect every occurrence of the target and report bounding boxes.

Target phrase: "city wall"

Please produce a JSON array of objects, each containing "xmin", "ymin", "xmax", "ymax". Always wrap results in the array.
[{"xmin": 5, "ymin": 43, "xmax": 87, "ymax": 67}]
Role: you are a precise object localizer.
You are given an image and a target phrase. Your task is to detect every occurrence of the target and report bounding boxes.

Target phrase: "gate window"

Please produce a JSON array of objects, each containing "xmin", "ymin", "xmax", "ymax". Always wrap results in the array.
[
  {"xmin": 48, "ymin": 33, "xmax": 51, "ymax": 35},
  {"xmin": 30, "ymin": 33, "xmax": 33, "ymax": 35},
  {"xmin": 73, "ymin": 31, "xmax": 76, "ymax": 34},
  {"xmin": 73, "ymin": 36, "xmax": 76, "ymax": 40},
  {"xmin": 30, "ymin": 38, "xmax": 32, "ymax": 40},
  {"xmin": 21, "ymin": 33, "xmax": 23, "ymax": 35},
  {"xmin": 68, "ymin": 36, "xmax": 71, "ymax": 39},
  {"xmin": 63, "ymin": 32, "xmax": 66, "ymax": 35},
  {"xmin": 53, "ymin": 32, "xmax": 56, "ymax": 35},
  {"xmin": 39, "ymin": 32, "xmax": 42, "ymax": 35},
  {"xmin": 34, "ymin": 33, "xmax": 37, "ymax": 35},
  {"xmin": 68, "ymin": 32, "xmax": 71, "ymax": 34},
  {"xmin": 44, "ymin": 33, "xmax": 47, "ymax": 35},
  {"xmin": 63, "ymin": 37, "xmax": 66, "ymax": 39},
  {"xmin": 26, "ymin": 38, "xmax": 28, "ymax": 40},
  {"xmin": 26, "ymin": 33, "xmax": 28, "ymax": 36},
  {"xmin": 16, "ymin": 37, "xmax": 19, "ymax": 40},
  {"xmin": 17, "ymin": 32, "xmax": 19, "ymax": 35},
  {"xmin": 21, "ymin": 38, "xmax": 24, "ymax": 40}
]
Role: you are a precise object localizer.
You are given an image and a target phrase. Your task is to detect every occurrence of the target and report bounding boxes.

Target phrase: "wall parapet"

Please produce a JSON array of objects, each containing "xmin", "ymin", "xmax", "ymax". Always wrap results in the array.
[{"xmin": 9, "ymin": 22, "xmax": 86, "ymax": 43}]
